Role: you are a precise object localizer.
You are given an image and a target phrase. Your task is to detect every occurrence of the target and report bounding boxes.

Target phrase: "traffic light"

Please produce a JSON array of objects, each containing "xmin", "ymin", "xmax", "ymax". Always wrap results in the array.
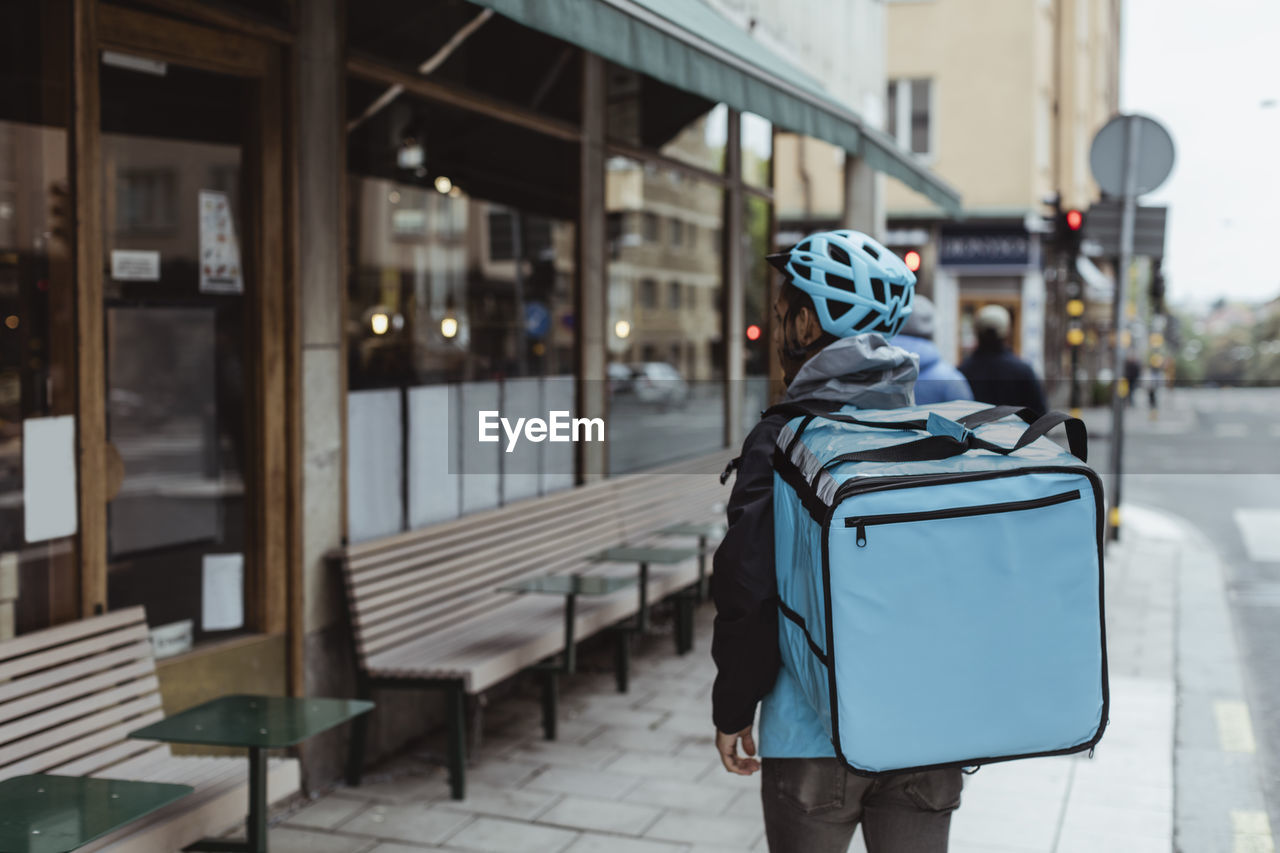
[
  {"xmin": 1057, "ymin": 207, "xmax": 1085, "ymax": 257},
  {"xmin": 1149, "ymin": 262, "xmax": 1165, "ymax": 314},
  {"xmin": 903, "ymin": 250, "xmax": 922, "ymax": 273}
]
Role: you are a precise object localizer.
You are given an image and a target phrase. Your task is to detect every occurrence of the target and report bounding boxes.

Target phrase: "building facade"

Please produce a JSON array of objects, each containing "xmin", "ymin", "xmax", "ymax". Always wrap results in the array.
[
  {"xmin": 883, "ymin": 0, "xmax": 1121, "ymax": 387},
  {"xmin": 0, "ymin": 0, "xmax": 958, "ymax": 788}
]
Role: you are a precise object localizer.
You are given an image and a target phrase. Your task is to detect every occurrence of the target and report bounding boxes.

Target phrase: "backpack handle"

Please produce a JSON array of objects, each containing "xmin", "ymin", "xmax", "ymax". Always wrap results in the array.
[{"xmin": 823, "ymin": 410, "xmax": 1087, "ymax": 466}]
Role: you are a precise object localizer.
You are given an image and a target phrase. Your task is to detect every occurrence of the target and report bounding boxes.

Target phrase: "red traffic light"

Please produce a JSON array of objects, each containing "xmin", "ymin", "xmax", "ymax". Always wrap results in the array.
[
  {"xmin": 746, "ymin": 324, "xmax": 762, "ymax": 342},
  {"xmin": 903, "ymin": 250, "xmax": 922, "ymax": 272},
  {"xmin": 1065, "ymin": 209, "xmax": 1083, "ymax": 231}
]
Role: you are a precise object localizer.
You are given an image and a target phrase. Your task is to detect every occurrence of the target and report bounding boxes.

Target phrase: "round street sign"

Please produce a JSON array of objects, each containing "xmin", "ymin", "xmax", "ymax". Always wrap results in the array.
[{"xmin": 1090, "ymin": 114, "xmax": 1175, "ymax": 196}]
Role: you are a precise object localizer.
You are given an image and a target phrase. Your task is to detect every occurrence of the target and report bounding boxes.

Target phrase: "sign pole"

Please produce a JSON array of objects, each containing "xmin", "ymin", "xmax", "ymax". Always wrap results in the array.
[{"xmin": 1108, "ymin": 116, "xmax": 1141, "ymax": 541}]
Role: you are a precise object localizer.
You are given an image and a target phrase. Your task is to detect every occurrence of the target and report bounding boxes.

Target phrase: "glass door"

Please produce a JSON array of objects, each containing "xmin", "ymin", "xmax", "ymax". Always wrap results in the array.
[{"xmin": 90, "ymin": 5, "xmax": 287, "ymax": 660}]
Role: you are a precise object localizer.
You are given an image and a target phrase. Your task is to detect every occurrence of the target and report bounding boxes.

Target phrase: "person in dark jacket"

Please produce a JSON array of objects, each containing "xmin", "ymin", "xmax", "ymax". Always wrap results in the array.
[
  {"xmin": 712, "ymin": 230, "xmax": 964, "ymax": 853},
  {"xmin": 958, "ymin": 304, "xmax": 1048, "ymax": 416},
  {"xmin": 893, "ymin": 295, "xmax": 973, "ymax": 405}
]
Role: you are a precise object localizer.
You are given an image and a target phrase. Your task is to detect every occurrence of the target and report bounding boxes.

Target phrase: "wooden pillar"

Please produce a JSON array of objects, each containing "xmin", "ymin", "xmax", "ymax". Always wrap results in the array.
[
  {"xmin": 723, "ymin": 110, "xmax": 744, "ymax": 446},
  {"xmin": 576, "ymin": 53, "xmax": 606, "ymax": 481},
  {"xmin": 72, "ymin": 0, "xmax": 105, "ymax": 618}
]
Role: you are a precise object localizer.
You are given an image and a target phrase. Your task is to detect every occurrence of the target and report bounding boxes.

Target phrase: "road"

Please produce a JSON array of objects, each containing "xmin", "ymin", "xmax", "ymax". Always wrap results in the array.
[{"xmin": 1082, "ymin": 386, "xmax": 1280, "ymax": 838}]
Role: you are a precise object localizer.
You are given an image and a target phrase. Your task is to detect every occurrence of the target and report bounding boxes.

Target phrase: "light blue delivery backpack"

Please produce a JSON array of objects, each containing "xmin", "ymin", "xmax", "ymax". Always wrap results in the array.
[{"xmin": 767, "ymin": 398, "xmax": 1108, "ymax": 775}]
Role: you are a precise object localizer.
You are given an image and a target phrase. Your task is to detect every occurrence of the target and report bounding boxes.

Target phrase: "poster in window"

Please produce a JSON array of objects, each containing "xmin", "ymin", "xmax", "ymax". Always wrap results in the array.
[{"xmin": 198, "ymin": 190, "xmax": 243, "ymax": 294}]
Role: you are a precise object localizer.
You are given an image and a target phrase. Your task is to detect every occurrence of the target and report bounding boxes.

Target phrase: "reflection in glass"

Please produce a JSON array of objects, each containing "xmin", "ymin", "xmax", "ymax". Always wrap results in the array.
[
  {"xmin": 743, "ymin": 195, "xmax": 774, "ymax": 432},
  {"xmin": 741, "ymin": 112, "xmax": 773, "ymax": 188},
  {"xmin": 606, "ymin": 65, "xmax": 727, "ymax": 174},
  {"xmin": 1, "ymin": 0, "xmax": 76, "ymax": 637},
  {"xmin": 100, "ymin": 58, "xmax": 250, "ymax": 648},
  {"xmin": 606, "ymin": 157, "xmax": 725, "ymax": 474},
  {"xmin": 345, "ymin": 80, "xmax": 579, "ymax": 530}
]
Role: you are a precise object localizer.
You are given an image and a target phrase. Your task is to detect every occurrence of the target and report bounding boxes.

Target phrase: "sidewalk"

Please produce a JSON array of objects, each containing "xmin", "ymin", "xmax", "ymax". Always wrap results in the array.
[{"xmin": 267, "ymin": 513, "xmax": 1182, "ymax": 853}]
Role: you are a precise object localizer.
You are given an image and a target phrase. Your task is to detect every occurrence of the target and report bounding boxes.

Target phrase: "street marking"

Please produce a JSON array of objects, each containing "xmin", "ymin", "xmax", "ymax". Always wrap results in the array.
[
  {"xmin": 1215, "ymin": 423, "xmax": 1249, "ymax": 438},
  {"xmin": 1215, "ymin": 700, "xmax": 1257, "ymax": 753},
  {"xmin": 1231, "ymin": 809, "xmax": 1274, "ymax": 853},
  {"xmin": 1235, "ymin": 510, "xmax": 1280, "ymax": 563}
]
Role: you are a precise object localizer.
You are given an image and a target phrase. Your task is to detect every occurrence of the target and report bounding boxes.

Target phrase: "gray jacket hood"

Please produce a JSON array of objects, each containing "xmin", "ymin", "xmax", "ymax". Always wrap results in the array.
[{"xmin": 783, "ymin": 333, "xmax": 918, "ymax": 410}]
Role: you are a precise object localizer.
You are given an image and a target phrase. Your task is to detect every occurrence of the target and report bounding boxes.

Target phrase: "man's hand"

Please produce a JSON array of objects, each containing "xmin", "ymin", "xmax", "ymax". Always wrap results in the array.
[{"xmin": 716, "ymin": 725, "xmax": 760, "ymax": 775}]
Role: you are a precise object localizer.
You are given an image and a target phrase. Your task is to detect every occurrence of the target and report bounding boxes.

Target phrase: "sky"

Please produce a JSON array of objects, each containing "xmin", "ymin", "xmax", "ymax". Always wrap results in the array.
[{"xmin": 1120, "ymin": 0, "xmax": 1280, "ymax": 307}]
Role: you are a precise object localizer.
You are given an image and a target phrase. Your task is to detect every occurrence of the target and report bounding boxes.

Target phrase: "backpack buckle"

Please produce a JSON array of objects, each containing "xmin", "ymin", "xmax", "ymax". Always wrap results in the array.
[{"xmin": 926, "ymin": 412, "xmax": 971, "ymax": 444}]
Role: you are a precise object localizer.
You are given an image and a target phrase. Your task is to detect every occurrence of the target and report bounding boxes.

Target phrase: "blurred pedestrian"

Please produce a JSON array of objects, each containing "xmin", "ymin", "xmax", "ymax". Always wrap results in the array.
[
  {"xmin": 893, "ymin": 295, "xmax": 973, "ymax": 405},
  {"xmin": 713, "ymin": 230, "xmax": 963, "ymax": 853},
  {"xmin": 959, "ymin": 304, "xmax": 1048, "ymax": 416},
  {"xmin": 1124, "ymin": 354, "xmax": 1142, "ymax": 408}
]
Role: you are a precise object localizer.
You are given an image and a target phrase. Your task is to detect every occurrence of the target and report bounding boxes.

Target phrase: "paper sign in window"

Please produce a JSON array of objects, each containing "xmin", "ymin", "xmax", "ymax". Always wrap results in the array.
[
  {"xmin": 201, "ymin": 553, "xmax": 244, "ymax": 631},
  {"xmin": 110, "ymin": 249, "xmax": 161, "ymax": 281},
  {"xmin": 198, "ymin": 190, "xmax": 244, "ymax": 294},
  {"xmin": 22, "ymin": 416, "xmax": 78, "ymax": 543}
]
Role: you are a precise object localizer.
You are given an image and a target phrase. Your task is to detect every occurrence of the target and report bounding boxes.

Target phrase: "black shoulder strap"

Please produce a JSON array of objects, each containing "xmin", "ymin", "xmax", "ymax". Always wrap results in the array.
[{"xmin": 826, "ymin": 410, "xmax": 1087, "ymax": 466}]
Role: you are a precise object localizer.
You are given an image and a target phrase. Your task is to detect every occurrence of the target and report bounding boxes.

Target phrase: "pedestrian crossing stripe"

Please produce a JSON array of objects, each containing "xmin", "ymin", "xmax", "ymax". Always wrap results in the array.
[
  {"xmin": 1235, "ymin": 510, "xmax": 1280, "ymax": 563},
  {"xmin": 1231, "ymin": 809, "xmax": 1274, "ymax": 853},
  {"xmin": 1215, "ymin": 700, "xmax": 1257, "ymax": 754}
]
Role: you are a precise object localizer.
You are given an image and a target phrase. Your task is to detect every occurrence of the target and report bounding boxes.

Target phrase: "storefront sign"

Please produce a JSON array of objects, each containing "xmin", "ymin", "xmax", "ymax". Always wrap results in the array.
[
  {"xmin": 22, "ymin": 416, "xmax": 78, "ymax": 543},
  {"xmin": 198, "ymin": 190, "xmax": 244, "ymax": 294},
  {"xmin": 150, "ymin": 620, "xmax": 194, "ymax": 659},
  {"xmin": 110, "ymin": 250, "xmax": 160, "ymax": 281},
  {"xmin": 939, "ymin": 227, "xmax": 1031, "ymax": 268}
]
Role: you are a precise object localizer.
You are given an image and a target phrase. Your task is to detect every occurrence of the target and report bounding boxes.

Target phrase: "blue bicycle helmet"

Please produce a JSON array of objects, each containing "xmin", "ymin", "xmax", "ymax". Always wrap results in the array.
[{"xmin": 767, "ymin": 229, "xmax": 916, "ymax": 339}]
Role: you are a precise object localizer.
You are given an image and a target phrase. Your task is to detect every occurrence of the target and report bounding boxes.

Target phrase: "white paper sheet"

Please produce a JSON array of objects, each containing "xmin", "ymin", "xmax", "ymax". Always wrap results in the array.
[
  {"xmin": 201, "ymin": 553, "xmax": 244, "ymax": 631},
  {"xmin": 110, "ymin": 249, "xmax": 161, "ymax": 281},
  {"xmin": 22, "ymin": 416, "xmax": 78, "ymax": 543},
  {"xmin": 198, "ymin": 190, "xmax": 244, "ymax": 294}
]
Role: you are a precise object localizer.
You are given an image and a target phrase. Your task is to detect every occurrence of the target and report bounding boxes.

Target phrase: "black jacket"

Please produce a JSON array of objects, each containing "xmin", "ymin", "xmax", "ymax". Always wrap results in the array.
[
  {"xmin": 710, "ymin": 335, "xmax": 918, "ymax": 735},
  {"xmin": 958, "ymin": 345, "xmax": 1048, "ymax": 416}
]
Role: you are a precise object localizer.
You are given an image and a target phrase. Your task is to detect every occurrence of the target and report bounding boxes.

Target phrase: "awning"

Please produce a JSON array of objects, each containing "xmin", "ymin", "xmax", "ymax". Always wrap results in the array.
[{"xmin": 464, "ymin": 0, "xmax": 963, "ymax": 214}]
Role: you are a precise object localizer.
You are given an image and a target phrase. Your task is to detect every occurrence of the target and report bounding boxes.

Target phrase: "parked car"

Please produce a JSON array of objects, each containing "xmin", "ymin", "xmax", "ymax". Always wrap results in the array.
[
  {"xmin": 628, "ymin": 362, "xmax": 688, "ymax": 408},
  {"xmin": 607, "ymin": 362, "xmax": 634, "ymax": 395}
]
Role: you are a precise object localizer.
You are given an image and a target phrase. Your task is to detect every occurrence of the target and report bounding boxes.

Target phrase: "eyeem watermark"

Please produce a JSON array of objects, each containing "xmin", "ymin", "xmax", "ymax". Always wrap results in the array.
[{"xmin": 478, "ymin": 410, "xmax": 605, "ymax": 453}]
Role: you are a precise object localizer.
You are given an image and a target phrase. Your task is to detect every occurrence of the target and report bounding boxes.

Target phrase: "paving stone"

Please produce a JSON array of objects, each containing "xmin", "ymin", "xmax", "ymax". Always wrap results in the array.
[
  {"xmin": 340, "ymin": 802, "xmax": 473, "ymax": 845},
  {"xmin": 508, "ymin": 740, "xmax": 623, "ymax": 770},
  {"xmin": 581, "ymin": 726, "xmax": 682, "ymax": 755},
  {"xmin": 537, "ymin": 795, "xmax": 663, "ymax": 835},
  {"xmin": 623, "ymin": 777, "xmax": 737, "ymax": 814},
  {"xmin": 265, "ymin": 827, "xmax": 375, "ymax": 853},
  {"xmin": 644, "ymin": 812, "xmax": 761, "ymax": 848},
  {"xmin": 434, "ymin": 781, "xmax": 561, "ymax": 821},
  {"xmin": 468, "ymin": 757, "xmax": 545, "ymax": 789},
  {"xmin": 443, "ymin": 816, "xmax": 578, "ymax": 853},
  {"xmin": 524, "ymin": 765, "xmax": 644, "ymax": 800},
  {"xmin": 603, "ymin": 751, "xmax": 717, "ymax": 780},
  {"xmin": 285, "ymin": 795, "xmax": 371, "ymax": 830},
  {"xmin": 562, "ymin": 834, "xmax": 687, "ymax": 853}
]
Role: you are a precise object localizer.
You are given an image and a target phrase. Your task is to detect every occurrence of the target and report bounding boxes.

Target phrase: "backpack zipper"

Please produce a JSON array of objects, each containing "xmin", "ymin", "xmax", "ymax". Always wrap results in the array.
[{"xmin": 844, "ymin": 489, "xmax": 1081, "ymax": 547}]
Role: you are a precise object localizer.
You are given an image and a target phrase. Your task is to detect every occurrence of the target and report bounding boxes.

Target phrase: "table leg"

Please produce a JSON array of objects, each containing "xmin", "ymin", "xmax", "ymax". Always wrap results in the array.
[
  {"xmin": 563, "ymin": 593, "xmax": 577, "ymax": 675},
  {"xmin": 247, "ymin": 746, "xmax": 267, "ymax": 853},
  {"xmin": 637, "ymin": 562, "xmax": 649, "ymax": 633}
]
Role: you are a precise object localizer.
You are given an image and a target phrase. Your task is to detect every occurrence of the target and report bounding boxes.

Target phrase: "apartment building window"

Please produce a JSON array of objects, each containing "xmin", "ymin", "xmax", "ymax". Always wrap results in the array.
[
  {"xmin": 643, "ymin": 212, "xmax": 660, "ymax": 243},
  {"xmin": 886, "ymin": 78, "xmax": 933, "ymax": 157},
  {"xmin": 671, "ymin": 217, "xmax": 684, "ymax": 247},
  {"xmin": 640, "ymin": 278, "xmax": 658, "ymax": 309},
  {"xmin": 668, "ymin": 281, "xmax": 681, "ymax": 309}
]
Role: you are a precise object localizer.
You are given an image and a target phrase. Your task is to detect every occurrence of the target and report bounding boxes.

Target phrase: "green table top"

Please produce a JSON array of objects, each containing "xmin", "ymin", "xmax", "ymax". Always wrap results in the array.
[
  {"xmin": 658, "ymin": 522, "xmax": 725, "ymax": 538},
  {"xmin": 0, "ymin": 774, "xmax": 192, "ymax": 853},
  {"xmin": 591, "ymin": 546, "xmax": 698, "ymax": 564},
  {"xmin": 127, "ymin": 695, "xmax": 374, "ymax": 750},
  {"xmin": 500, "ymin": 574, "xmax": 637, "ymax": 596}
]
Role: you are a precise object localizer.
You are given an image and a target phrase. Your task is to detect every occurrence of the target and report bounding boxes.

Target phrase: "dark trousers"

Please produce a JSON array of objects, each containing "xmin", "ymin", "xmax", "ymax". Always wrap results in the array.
[{"xmin": 761, "ymin": 758, "xmax": 963, "ymax": 853}]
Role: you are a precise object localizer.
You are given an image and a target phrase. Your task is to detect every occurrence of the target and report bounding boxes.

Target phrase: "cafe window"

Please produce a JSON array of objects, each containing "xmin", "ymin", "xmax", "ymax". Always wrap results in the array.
[
  {"xmin": 345, "ymin": 78, "xmax": 578, "ymax": 538},
  {"xmin": 0, "ymin": 0, "xmax": 75, "ymax": 638},
  {"xmin": 606, "ymin": 156, "xmax": 724, "ymax": 475},
  {"xmin": 607, "ymin": 65, "xmax": 728, "ymax": 174},
  {"xmin": 742, "ymin": 111, "xmax": 773, "ymax": 189}
]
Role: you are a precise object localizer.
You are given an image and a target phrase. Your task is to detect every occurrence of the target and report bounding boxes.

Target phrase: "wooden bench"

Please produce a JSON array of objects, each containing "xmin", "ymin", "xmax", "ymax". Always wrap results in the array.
[
  {"xmin": 334, "ymin": 452, "xmax": 727, "ymax": 799},
  {"xmin": 0, "ymin": 608, "xmax": 300, "ymax": 853}
]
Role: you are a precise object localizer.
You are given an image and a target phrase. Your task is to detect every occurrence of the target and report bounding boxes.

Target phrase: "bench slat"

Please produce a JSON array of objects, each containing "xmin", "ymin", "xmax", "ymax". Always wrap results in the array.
[
  {"xmin": 0, "ymin": 608, "xmax": 146, "ymax": 664},
  {"xmin": 0, "ymin": 703, "xmax": 163, "ymax": 777},
  {"xmin": 0, "ymin": 640, "xmax": 154, "ymax": 708},
  {"xmin": 0, "ymin": 622, "xmax": 151, "ymax": 684},
  {"xmin": 0, "ymin": 658, "xmax": 156, "ymax": 727}
]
